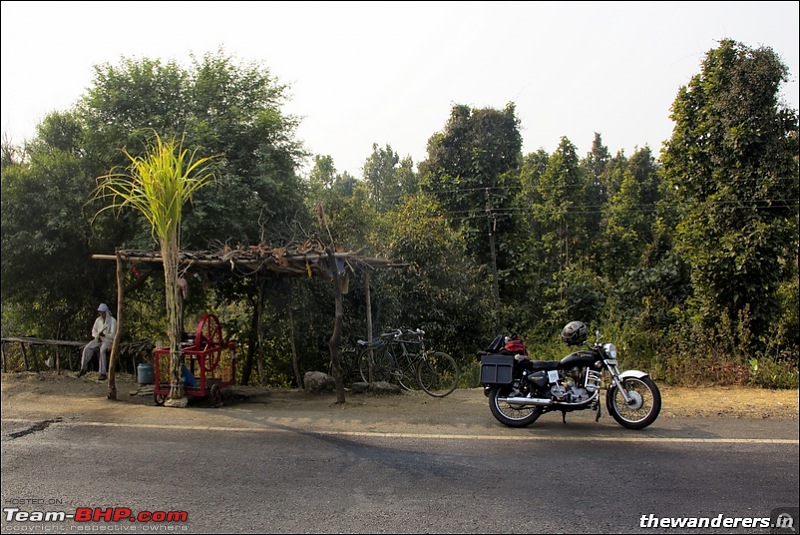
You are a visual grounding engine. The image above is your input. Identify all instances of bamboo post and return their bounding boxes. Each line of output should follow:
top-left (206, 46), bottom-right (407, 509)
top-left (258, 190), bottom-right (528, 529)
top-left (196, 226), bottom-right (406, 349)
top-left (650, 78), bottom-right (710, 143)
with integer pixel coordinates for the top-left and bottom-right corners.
top-left (107, 251), bottom-right (125, 400)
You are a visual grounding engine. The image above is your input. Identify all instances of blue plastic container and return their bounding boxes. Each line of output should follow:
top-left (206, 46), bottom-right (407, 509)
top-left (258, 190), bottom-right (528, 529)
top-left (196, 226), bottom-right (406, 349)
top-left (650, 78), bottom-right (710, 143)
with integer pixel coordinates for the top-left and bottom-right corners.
top-left (137, 362), bottom-right (154, 384)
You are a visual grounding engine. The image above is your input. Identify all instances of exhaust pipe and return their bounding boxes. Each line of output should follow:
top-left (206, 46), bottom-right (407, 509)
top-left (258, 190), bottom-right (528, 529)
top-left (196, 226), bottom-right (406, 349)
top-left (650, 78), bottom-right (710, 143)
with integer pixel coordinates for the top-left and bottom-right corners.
top-left (500, 396), bottom-right (553, 406)
top-left (499, 393), bottom-right (598, 408)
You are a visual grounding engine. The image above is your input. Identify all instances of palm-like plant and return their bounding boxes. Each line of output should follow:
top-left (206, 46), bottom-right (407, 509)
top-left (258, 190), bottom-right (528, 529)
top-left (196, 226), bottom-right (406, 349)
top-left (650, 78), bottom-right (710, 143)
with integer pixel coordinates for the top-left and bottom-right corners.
top-left (94, 131), bottom-right (219, 403)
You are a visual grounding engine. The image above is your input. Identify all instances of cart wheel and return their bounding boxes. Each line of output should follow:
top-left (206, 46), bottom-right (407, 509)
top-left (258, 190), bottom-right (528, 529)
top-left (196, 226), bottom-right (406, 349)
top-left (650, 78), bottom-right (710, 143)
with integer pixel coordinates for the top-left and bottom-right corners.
top-left (197, 314), bottom-right (224, 351)
top-left (154, 392), bottom-right (166, 406)
top-left (196, 314), bottom-right (225, 373)
top-left (210, 384), bottom-right (222, 408)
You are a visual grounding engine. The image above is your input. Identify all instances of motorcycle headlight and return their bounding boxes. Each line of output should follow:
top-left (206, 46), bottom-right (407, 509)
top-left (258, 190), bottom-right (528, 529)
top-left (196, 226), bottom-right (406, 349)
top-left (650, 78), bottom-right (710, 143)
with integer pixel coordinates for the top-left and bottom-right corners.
top-left (603, 343), bottom-right (618, 359)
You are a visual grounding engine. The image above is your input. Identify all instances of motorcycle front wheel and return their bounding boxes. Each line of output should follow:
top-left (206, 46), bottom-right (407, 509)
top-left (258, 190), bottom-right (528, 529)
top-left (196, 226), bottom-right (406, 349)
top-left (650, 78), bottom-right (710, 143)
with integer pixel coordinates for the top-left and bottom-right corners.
top-left (606, 376), bottom-right (661, 430)
top-left (488, 386), bottom-right (543, 428)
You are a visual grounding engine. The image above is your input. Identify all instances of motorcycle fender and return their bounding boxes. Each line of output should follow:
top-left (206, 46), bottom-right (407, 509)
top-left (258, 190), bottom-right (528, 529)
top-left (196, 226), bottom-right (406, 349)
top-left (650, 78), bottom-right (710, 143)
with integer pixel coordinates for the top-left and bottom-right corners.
top-left (617, 370), bottom-right (649, 380)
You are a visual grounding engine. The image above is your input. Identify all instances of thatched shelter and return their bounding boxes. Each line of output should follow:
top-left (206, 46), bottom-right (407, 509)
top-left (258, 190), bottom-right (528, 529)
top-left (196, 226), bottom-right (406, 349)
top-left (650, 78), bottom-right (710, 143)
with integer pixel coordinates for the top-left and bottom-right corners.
top-left (93, 240), bottom-right (405, 402)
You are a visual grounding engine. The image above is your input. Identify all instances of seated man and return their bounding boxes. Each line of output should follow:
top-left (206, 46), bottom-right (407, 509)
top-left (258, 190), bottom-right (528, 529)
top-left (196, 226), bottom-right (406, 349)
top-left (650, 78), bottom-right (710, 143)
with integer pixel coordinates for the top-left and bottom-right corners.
top-left (77, 303), bottom-right (117, 381)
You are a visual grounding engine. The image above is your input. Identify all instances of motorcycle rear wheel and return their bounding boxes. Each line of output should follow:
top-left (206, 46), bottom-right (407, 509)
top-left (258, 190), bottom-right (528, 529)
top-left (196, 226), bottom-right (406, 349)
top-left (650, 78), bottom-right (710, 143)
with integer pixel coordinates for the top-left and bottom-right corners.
top-left (488, 386), bottom-right (543, 428)
top-left (606, 376), bottom-right (661, 430)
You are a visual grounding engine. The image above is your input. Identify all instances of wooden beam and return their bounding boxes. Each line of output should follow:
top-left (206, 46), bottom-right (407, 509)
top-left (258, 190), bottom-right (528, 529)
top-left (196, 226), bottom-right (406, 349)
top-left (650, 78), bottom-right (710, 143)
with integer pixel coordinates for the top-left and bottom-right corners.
top-left (91, 252), bottom-right (403, 269)
top-left (1, 337), bottom-right (85, 347)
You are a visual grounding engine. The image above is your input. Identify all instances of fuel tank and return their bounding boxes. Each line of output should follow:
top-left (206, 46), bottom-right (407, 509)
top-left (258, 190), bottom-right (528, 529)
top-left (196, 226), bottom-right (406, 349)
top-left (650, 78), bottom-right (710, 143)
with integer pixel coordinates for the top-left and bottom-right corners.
top-left (559, 349), bottom-right (600, 369)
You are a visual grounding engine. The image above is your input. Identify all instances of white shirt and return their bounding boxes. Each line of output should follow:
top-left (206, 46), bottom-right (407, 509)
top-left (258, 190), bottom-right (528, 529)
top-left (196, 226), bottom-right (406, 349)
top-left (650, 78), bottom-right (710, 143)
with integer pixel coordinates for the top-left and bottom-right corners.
top-left (91, 313), bottom-right (117, 342)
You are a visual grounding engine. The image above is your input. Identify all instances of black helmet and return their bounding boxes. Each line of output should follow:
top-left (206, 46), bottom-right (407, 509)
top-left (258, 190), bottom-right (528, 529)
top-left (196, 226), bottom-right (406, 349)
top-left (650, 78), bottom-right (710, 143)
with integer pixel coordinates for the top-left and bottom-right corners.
top-left (561, 321), bottom-right (587, 346)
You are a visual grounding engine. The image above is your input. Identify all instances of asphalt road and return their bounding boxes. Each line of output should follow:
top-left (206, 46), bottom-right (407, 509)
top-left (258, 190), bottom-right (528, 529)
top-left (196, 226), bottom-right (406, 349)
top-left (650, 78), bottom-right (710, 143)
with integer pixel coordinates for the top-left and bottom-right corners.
top-left (2, 399), bottom-right (798, 534)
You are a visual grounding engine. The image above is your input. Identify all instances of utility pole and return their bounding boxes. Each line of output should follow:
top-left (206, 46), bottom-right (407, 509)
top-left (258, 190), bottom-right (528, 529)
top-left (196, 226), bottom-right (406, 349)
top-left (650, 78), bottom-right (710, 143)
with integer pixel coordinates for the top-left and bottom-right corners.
top-left (485, 188), bottom-right (501, 328)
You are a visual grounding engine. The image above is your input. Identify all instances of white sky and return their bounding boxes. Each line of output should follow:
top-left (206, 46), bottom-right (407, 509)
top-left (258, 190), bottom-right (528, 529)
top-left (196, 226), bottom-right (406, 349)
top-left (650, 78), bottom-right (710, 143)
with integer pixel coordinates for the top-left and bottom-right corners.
top-left (2, 1), bottom-right (798, 178)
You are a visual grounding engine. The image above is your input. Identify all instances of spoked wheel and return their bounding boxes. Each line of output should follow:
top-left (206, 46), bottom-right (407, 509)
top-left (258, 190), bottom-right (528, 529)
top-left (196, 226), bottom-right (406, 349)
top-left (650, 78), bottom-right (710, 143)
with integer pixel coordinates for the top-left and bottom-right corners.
top-left (417, 351), bottom-right (460, 397)
top-left (396, 353), bottom-right (420, 391)
top-left (606, 376), bottom-right (661, 430)
top-left (209, 383), bottom-right (223, 408)
top-left (196, 314), bottom-right (225, 374)
top-left (358, 348), bottom-right (393, 383)
top-left (488, 386), bottom-right (543, 427)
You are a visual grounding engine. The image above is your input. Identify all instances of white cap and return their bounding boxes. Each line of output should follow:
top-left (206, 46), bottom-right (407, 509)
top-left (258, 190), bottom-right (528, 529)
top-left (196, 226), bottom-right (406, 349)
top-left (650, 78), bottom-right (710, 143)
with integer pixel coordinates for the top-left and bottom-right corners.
top-left (97, 303), bottom-right (110, 313)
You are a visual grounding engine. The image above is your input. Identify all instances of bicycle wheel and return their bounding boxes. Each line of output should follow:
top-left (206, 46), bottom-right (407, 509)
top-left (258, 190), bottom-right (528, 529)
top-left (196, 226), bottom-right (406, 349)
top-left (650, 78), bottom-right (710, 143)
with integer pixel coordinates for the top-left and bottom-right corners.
top-left (417, 351), bottom-right (460, 397)
top-left (396, 352), bottom-right (419, 391)
top-left (358, 347), bottom-right (394, 383)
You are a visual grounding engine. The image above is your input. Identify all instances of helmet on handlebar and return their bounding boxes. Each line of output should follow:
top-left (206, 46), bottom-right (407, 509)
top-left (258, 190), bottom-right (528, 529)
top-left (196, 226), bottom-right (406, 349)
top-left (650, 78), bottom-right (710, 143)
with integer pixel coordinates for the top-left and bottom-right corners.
top-left (561, 321), bottom-right (588, 346)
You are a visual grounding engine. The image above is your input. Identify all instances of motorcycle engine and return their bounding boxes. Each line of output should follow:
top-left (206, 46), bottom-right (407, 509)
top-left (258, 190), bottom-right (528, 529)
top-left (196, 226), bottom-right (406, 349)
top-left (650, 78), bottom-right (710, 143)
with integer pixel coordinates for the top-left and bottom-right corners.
top-left (549, 382), bottom-right (591, 402)
top-left (526, 369), bottom-right (591, 402)
top-left (549, 384), bottom-right (568, 400)
top-left (566, 366), bottom-right (583, 382)
top-left (566, 382), bottom-right (590, 402)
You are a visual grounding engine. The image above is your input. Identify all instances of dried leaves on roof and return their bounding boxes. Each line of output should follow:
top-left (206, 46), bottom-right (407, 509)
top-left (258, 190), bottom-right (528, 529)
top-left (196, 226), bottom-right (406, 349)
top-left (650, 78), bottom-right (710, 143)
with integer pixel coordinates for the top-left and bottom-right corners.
top-left (98, 239), bottom-right (403, 279)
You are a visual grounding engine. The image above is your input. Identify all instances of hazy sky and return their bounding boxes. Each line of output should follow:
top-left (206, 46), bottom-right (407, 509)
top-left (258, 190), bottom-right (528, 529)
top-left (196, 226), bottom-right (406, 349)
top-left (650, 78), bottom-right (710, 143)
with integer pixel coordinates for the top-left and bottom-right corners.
top-left (2, 1), bottom-right (798, 177)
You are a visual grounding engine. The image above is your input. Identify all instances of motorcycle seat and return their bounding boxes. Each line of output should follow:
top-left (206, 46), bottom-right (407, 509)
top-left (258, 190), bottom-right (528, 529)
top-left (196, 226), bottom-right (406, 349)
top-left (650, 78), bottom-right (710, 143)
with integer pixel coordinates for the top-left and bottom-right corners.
top-left (528, 360), bottom-right (561, 371)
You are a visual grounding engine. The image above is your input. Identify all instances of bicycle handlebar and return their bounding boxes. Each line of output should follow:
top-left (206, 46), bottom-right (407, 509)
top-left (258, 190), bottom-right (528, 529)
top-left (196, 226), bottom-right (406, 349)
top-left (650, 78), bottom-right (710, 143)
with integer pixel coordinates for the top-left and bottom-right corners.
top-left (378, 328), bottom-right (425, 340)
top-left (379, 330), bottom-right (401, 340)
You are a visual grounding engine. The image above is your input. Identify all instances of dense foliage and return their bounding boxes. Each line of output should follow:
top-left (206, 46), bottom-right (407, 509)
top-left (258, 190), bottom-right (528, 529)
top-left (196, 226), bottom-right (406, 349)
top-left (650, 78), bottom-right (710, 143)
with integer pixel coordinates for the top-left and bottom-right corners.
top-left (2, 40), bottom-right (797, 388)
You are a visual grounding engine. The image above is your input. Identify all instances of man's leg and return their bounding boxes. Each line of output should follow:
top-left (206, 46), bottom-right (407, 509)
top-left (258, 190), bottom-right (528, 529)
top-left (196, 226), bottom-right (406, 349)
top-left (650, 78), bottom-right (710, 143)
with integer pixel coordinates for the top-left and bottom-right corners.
top-left (79, 341), bottom-right (100, 377)
top-left (97, 340), bottom-right (111, 379)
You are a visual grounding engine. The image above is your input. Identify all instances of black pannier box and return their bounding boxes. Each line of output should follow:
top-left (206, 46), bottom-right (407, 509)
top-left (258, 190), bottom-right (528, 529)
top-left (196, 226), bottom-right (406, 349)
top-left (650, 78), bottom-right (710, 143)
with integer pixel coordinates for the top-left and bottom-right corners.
top-left (480, 354), bottom-right (515, 385)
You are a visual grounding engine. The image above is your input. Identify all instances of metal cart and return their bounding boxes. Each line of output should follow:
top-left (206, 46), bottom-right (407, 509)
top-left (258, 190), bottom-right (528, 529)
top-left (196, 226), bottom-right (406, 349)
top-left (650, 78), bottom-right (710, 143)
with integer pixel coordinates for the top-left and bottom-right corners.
top-left (152, 314), bottom-right (236, 407)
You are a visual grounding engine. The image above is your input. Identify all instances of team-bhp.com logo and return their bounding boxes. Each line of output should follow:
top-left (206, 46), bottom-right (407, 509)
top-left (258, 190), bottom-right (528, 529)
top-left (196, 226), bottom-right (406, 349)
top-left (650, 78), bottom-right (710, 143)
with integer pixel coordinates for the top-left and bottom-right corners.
top-left (4, 506), bottom-right (188, 524)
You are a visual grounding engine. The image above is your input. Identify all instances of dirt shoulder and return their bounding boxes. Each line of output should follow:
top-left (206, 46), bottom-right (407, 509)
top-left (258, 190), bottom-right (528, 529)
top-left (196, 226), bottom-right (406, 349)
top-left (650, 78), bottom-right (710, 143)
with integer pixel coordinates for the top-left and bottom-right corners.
top-left (1, 370), bottom-right (798, 423)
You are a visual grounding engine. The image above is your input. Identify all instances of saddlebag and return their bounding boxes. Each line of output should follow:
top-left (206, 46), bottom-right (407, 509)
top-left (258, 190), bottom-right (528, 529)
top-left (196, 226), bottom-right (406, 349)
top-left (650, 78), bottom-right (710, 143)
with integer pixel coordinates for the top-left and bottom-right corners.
top-left (479, 354), bottom-right (515, 385)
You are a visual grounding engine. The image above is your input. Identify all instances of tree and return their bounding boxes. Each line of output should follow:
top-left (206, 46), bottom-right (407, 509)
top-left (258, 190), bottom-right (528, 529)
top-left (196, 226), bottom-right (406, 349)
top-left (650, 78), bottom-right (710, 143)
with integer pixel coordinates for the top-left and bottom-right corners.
top-left (499, 148), bottom-right (551, 331)
top-left (600, 146), bottom-right (661, 281)
top-left (359, 143), bottom-right (418, 212)
top-left (661, 39), bottom-right (799, 346)
top-left (307, 155), bottom-right (339, 199)
top-left (420, 103), bottom-right (523, 258)
top-left (81, 49), bottom-right (308, 249)
top-left (584, 132), bottom-right (611, 191)
top-left (378, 193), bottom-right (493, 357)
top-left (419, 103), bottom-right (523, 326)
top-left (4, 50), bottom-right (309, 362)
top-left (363, 143), bottom-right (402, 212)
top-left (531, 137), bottom-right (587, 273)
top-left (519, 138), bottom-right (596, 332)
top-left (94, 132), bottom-right (219, 404)
top-left (1, 112), bottom-right (121, 341)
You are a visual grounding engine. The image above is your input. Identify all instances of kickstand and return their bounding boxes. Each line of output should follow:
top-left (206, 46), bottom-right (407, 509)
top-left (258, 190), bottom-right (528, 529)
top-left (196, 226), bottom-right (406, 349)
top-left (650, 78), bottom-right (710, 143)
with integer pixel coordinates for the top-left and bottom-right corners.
top-left (561, 411), bottom-right (567, 424)
top-left (595, 402), bottom-right (602, 422)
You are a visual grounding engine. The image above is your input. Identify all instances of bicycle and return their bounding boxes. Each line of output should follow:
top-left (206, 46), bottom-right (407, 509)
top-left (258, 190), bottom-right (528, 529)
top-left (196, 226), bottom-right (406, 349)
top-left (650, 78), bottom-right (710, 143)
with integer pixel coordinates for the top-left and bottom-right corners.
top-left (354, 328), bottom-right (460, 398)
top-left (330, 331), bottom-right (399, 386)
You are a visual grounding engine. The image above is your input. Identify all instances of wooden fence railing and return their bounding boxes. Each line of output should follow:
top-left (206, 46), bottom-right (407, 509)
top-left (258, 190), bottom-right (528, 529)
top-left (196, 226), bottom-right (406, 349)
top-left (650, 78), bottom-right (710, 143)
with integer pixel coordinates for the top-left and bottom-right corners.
top-left (1, 337), bottom-right (152, 374)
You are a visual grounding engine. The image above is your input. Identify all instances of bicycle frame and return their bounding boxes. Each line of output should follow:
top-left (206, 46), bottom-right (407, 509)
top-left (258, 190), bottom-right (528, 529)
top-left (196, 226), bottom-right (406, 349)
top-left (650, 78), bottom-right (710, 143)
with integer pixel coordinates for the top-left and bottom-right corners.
top-left (385, 332), bottom-right (424, 389)
top-left (345, 327), bottom-right (460, 397)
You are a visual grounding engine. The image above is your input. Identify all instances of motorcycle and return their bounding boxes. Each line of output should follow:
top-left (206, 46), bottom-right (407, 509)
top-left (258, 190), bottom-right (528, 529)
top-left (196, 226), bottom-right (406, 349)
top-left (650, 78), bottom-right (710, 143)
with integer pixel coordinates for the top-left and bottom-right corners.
top-left (477, 321), bottom-right (661, 430)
